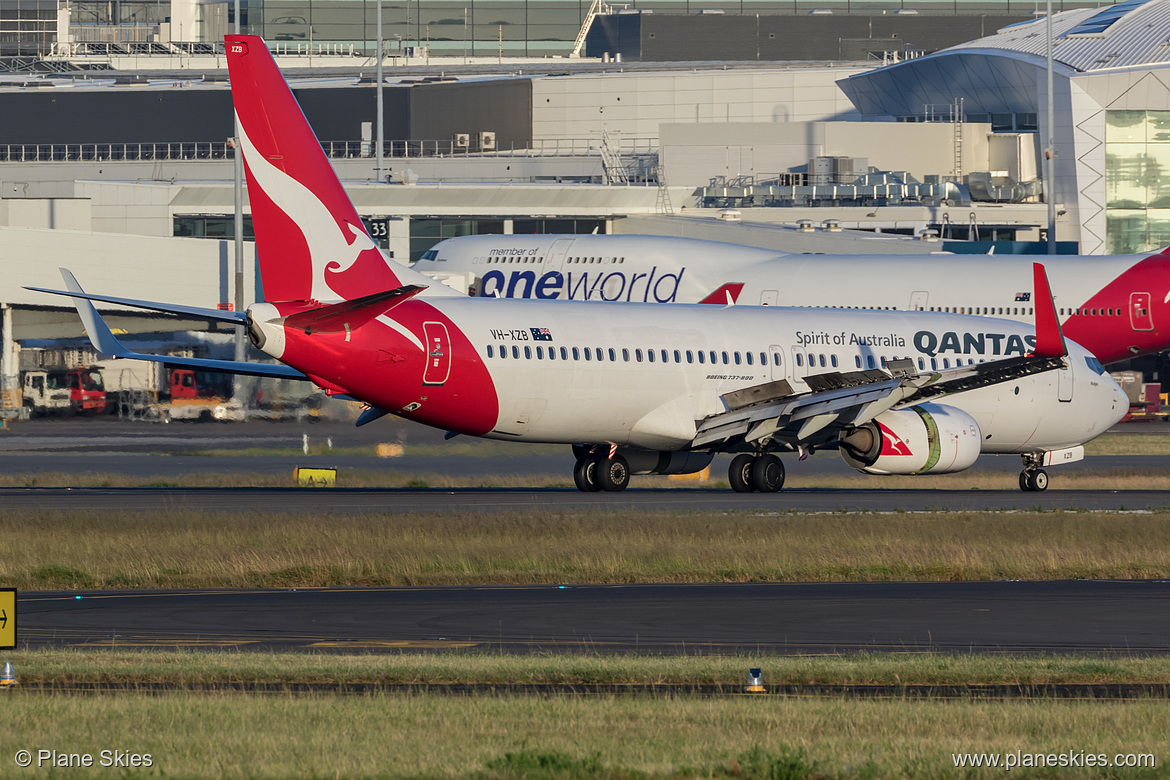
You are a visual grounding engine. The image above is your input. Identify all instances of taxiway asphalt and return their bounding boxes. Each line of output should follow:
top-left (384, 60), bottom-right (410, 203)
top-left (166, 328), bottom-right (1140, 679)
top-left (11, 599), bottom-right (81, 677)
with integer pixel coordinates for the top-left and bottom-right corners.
top-left (18, 580), bottom-right (1170, 655)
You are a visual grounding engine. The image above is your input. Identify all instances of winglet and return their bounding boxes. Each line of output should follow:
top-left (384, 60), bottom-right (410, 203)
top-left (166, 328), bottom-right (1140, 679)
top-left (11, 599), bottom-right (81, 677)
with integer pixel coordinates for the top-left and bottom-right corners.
top-left (60, 268), bottom-right (131, 358)
top-left (1032, 262), bottom-right (1067, 358)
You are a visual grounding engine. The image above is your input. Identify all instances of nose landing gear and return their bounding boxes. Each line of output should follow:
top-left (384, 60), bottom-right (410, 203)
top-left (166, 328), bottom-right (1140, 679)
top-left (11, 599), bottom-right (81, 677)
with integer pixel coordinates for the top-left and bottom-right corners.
top-left (729, 453), bottom-right (785, 493)
top-left (1019, 454), bottom-right (1049, 492)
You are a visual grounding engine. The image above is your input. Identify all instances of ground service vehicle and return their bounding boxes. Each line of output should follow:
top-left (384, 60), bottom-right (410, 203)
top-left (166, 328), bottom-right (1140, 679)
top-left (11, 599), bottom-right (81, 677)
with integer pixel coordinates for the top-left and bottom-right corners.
top-left (21, 368), bottom-right (107, 416)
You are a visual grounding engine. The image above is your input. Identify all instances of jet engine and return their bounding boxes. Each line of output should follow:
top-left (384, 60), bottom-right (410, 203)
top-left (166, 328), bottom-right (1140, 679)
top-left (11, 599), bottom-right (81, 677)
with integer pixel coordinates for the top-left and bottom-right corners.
top-left (837, 403), bottom-right (981, 475)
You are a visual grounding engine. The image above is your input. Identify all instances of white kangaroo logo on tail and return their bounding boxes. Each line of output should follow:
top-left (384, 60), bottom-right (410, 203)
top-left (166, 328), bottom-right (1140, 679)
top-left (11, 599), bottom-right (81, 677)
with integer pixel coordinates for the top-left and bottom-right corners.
top-left (237, 113), bottom-right (385, 302)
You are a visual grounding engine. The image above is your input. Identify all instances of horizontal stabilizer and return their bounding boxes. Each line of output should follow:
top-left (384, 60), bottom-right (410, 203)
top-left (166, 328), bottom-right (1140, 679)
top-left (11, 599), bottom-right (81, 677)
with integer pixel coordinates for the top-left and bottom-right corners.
top-left (45, 269), bottom-right (304, 381)
top-left (283, 285), bottom-right (427, 334)
top-left (26, 270), bottom-right (247, 324)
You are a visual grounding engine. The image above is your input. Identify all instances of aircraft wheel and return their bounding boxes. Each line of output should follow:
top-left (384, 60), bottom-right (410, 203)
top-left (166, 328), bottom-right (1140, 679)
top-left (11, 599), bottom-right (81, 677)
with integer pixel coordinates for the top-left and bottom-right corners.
top-left (573, 458), bottom-right (601, 492)
top-left (751, 454), bottom-right (785, 493)
top-left (729, 454), bottom-right (756, 493)
top-left (1019, 471), bottom-right (1030, 492)
top-left (596, 455), bottom-right (630, 492)
top-left (1027, 469), bottom-right (1049, 492)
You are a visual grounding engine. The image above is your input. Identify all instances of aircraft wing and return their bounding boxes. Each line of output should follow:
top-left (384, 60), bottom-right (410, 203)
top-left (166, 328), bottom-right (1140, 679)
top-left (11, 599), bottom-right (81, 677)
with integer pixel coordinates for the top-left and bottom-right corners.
top-left (694, 262), bottom-right (1068, 449)
top-left (36, 269), bottom-right (306, 381)
top-left (692, 354), bottom-right (1065, 449)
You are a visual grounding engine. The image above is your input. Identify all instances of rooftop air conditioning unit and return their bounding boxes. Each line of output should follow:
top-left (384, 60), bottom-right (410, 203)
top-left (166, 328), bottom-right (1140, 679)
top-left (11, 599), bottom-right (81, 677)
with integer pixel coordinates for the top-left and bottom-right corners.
top-left (454, 133), bottom-right (470, 148)
top-left (479, 131), bottom-right (496, 151)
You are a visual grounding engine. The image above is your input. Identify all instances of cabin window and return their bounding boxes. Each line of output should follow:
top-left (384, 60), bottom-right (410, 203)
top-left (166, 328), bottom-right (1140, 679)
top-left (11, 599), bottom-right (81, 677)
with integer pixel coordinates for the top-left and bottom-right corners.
top-left (486, 345), bottom-right (494, 358)
top-left (855, 355), bottom-right (862, 368)
top-left (942, 358), bottom-right (950, 368)
top-left (584, 349), bottom-right (592, 361)
top-left (524, 346), bottom-right (532, 359)
top-left (698, 351), bottom-right (706, 364)
top-left (796, 354), bottom-right (804, 367)
top-left (536, 347), bottom-right (543, 359)
top-left (661, 349), bottom-right (668, 363)
top-left (722, 351), bottom-right (730, 365)
top-left (648, 350), bottom-right (655, 363)
top-left (819, 355), bottom-right (826, 368)
top-left (746, 352), bottom-right (754, 366)
top-left (512, 346), bottom-right (520, 359)
top-left (560, 347), bottom-right (568, 360)
top-left (709, 351), bottom-right (717, 364)
top-left (918, 357), bottom-right (925, 370)
top-left (734, 352), bottom-right (742, 365)
top-left (608, 348), bottom-right (617, 362)
top-left (675, 350), bottom-right (682, 363)
top-left (572, 347), bottom-right (580, 360)
top-left (622, 348), bottom-right (630, 362)
top-left (635, 349), bottom-right (643, 362)
top-left (686, 350), bottom-right (694, 364)
top-left (773, 353), bottom-right (781, 367)
top-left (831, 355), bottom-right (838, 368)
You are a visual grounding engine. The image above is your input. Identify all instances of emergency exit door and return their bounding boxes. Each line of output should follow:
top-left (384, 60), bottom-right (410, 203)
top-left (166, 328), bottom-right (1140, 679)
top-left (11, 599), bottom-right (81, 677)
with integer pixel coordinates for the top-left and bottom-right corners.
top-left (1131, 292), bottom-right (1154, 331)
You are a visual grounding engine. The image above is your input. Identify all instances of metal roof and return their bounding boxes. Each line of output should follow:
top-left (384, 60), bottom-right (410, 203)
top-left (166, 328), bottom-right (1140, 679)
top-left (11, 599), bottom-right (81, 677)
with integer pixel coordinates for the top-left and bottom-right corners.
top-left (947, 0), bottom-right (1170, 73)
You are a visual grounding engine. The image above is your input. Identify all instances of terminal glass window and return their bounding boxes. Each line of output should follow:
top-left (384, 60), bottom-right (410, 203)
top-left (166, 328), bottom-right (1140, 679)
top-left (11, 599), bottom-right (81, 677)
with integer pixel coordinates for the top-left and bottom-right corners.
top-left (1105, 110), bottom-right (1170, 254)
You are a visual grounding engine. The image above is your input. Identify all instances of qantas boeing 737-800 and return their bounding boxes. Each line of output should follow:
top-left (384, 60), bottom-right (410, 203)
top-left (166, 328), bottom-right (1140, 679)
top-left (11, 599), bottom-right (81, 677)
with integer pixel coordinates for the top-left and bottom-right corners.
top-left (414, 234), bottom-right (1170, 366)
top-left (29, 35), bottom-right (1128, 493)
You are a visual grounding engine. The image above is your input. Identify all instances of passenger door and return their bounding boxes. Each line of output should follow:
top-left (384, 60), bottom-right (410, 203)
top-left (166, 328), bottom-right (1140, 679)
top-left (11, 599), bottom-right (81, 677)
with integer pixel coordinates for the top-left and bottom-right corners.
top-left (422, 321), bottom-right (451, 386)
top-left (1131, 292), bottom-right (1154, 331)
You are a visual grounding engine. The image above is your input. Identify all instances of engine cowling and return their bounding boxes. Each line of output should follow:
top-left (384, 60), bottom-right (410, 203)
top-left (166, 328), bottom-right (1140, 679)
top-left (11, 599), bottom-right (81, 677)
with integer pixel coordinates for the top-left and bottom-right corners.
top-left (837, 403), bottom-right (981, 476)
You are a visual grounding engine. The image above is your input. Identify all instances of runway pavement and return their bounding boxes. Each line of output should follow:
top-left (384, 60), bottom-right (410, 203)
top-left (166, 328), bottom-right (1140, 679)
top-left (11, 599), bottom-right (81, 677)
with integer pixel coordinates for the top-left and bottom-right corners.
top-left (18, 580), bottom-right (1170, 655)
top-left (2, 485), bottom-right (1170, 513)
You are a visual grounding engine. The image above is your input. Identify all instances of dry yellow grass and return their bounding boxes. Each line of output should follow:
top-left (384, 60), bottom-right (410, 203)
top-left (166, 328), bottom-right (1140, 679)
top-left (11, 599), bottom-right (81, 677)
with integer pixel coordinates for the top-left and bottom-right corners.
top-left (0, 693), bottom-right (1164, 778)
top-left (3, 509), bottom-right (1170, 588)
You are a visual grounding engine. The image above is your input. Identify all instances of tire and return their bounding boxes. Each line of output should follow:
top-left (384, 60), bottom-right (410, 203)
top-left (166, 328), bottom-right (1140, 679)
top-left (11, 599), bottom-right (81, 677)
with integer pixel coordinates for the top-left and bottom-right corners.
top-left (1027, 469), bottom-right (1049, 492)
top-left (1019, 471), bottom-right (1030, 492)
top-left (729, 454), bottom-right (756, 493)
top-left (751, 454), bottom-right (785, 493)
top-left (596, 456), bottom-right (631, 492)
top-left (573, 458), bottom-right (601, 492)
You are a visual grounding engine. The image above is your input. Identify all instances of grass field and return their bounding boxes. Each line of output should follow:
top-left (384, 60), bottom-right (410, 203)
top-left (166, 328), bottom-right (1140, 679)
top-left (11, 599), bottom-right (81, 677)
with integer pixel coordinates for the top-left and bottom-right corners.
top-left (3, 509), bottom-right (1170, 589)
top-left (0, 691), bottom-right (1164, 778)
top-left (7, 649), bottom-right (1170, 687)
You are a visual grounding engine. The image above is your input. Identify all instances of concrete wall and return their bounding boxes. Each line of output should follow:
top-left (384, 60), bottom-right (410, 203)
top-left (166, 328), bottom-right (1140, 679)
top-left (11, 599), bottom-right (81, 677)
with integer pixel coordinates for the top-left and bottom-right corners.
top-left (1, 225), bottom-right (256, 311)
top-left (531, 67), bottom-right (868, 143)
top-left (0, 198), bottom-right (91, 230)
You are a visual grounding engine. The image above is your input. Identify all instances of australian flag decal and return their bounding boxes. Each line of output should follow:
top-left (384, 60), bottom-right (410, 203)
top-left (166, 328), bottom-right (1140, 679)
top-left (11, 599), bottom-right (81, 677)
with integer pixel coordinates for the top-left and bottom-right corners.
top-left (530, 327), bottom-right (553, 341)
top-left (1015, 292), bottom-right (1031, 302)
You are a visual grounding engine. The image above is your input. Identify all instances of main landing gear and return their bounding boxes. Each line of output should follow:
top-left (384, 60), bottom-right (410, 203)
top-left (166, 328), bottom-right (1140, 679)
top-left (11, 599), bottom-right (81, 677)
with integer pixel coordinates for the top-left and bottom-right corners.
top-left (1019, 454), bottom-right (1048, 492)
top-left (573, 448), bottom-right (630, 492)
top-left (728, 453), bottom-right (785, 493)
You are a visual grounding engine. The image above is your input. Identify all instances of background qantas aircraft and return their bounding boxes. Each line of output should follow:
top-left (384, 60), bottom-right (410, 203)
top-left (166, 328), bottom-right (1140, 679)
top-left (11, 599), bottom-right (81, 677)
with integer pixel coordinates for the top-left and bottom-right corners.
top-left (414, 234), bottom-right (1170, 366)
top-left (29, 35), bottom-right (1128, 494)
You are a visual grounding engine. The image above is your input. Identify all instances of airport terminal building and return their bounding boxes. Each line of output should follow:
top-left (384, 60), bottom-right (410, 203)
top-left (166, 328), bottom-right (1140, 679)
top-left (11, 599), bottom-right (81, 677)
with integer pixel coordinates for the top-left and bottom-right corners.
top-left (3, 0), bottom-right (1170, 412)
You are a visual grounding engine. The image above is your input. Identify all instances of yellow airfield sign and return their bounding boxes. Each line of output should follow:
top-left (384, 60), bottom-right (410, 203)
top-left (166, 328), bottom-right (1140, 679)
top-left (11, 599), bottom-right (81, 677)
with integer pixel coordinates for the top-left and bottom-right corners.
top-left (0, 588), bottom-right (15, 649)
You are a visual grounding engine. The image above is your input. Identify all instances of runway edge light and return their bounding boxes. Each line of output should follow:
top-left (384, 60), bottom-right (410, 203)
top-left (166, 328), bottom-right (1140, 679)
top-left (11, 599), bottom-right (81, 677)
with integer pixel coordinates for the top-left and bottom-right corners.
top-left (0, 662), bottom-right (16, 687)
top-left (745, 667), bottom-right (764, 693)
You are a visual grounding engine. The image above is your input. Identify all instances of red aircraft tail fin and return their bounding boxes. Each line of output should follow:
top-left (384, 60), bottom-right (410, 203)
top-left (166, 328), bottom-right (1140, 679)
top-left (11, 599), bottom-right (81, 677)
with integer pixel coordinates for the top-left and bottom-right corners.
top-left (224, 36), bottom-right (444, 303)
